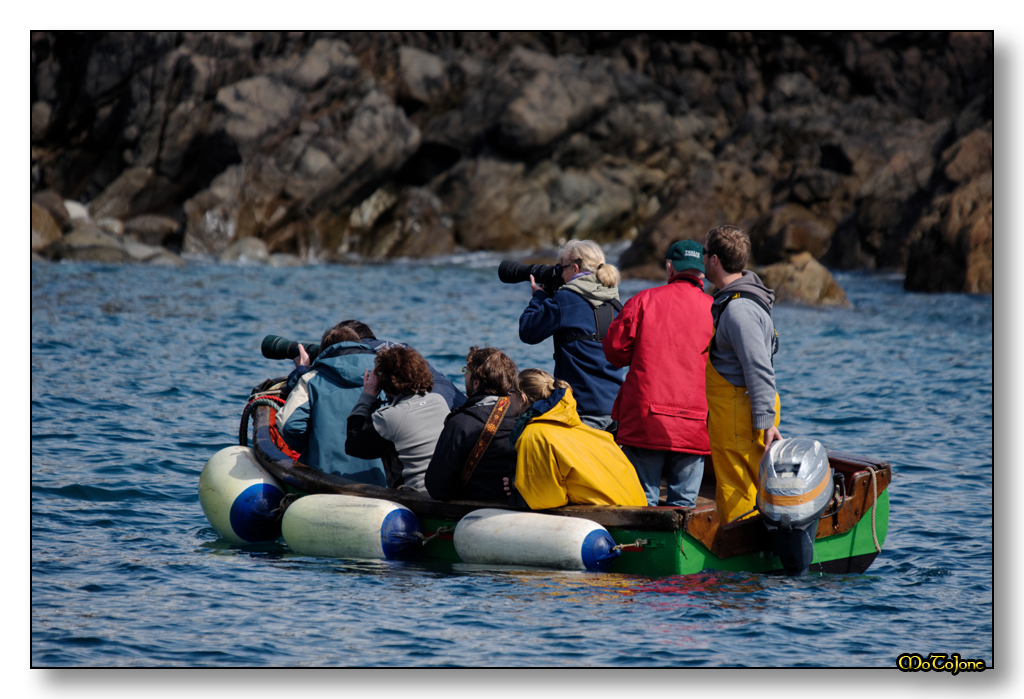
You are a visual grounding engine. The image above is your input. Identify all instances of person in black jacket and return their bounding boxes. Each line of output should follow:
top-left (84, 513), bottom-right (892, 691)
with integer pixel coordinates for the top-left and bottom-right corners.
top-left (425, 346), bottom-right (524, 502)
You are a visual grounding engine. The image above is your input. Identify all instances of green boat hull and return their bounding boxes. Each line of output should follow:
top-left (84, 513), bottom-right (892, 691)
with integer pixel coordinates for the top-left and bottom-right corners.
top-left (412, 489), bottom-right (888, 576)
top-left (246, 400), bottom-right (891, 577)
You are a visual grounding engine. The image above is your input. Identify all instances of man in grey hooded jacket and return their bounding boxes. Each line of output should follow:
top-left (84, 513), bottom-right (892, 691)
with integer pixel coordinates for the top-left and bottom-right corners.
top-left (703, 225), bottom-right (783, 523)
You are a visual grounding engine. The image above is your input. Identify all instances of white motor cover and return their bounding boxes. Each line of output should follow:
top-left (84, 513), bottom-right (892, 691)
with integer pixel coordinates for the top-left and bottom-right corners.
top-left (757, 437), bottom-right (833, 527)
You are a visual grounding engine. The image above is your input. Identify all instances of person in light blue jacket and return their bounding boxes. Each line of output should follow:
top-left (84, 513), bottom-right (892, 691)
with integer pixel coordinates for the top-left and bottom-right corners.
top-left (276, 324), bottom-right (386, 486)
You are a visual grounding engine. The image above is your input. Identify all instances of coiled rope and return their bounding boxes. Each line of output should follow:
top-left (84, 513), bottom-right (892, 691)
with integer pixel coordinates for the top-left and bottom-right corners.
top-left (238, 396), bottom-right (287, 447)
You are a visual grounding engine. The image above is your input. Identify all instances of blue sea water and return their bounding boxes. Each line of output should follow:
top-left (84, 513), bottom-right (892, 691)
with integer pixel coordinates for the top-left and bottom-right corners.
top-left (29, 250), bottom-right (993, 668)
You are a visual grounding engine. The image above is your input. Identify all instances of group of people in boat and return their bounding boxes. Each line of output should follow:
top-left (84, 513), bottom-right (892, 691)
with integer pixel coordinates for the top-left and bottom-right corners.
top-left (273, 225), bottom-right (781, 524)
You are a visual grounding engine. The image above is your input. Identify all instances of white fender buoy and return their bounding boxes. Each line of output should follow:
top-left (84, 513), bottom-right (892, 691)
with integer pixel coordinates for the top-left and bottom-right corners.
top-left (281, 494), bottom-right (421, 561)
top-left (453, 509), bottom-right (620, 572)
top-left (199, 446), bottom-right (286, 544)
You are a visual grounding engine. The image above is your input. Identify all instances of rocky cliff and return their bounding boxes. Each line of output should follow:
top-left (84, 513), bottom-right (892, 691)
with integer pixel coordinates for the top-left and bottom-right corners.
top-left (31, 31), bottom-right (992, 294)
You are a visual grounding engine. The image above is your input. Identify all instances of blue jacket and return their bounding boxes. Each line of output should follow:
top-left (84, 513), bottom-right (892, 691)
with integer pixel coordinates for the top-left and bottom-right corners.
top-left (277, 341), bottom-right (386, 486)
top-left (519, 284), bottom-right (625, 417)
top-left (287, 338), bottom-right (467, 412)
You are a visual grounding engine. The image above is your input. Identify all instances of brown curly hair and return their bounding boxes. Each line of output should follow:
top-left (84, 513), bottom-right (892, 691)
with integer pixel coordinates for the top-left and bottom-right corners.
top-left (465, 346), bottom-right (519, 396)
top-left (374, 346), bottom-right (434, 397)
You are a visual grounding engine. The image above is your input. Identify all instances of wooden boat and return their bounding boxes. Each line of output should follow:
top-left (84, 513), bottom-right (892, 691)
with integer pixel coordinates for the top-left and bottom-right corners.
top-left (239, 383), bottom-right (891, 577)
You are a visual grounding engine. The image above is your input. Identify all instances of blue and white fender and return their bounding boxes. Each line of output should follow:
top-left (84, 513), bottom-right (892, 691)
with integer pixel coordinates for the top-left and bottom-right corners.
top-left (199, 446), bottom-right (285, 544)
top-left (281, 494), bottom-right (421, 561)
top-left (453, 509), bottom-right (620, 572)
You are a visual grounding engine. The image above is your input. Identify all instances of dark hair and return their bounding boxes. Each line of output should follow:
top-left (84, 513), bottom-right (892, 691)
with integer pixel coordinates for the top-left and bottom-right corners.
top-left (337, 319), bottom-right (376, 340)
top-left (465, 346), bottom-right (519, 396)
top-left (320, 324), bottom-right (361, 351)
top-left (374, 347), bottom-right (433, 397)
top-left (705, 225), bottom-right (750, 274)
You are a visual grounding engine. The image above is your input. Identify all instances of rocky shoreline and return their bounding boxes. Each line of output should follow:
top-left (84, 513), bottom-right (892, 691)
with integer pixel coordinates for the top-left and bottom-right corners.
top-left (31, 31), bottom-right (992, 301)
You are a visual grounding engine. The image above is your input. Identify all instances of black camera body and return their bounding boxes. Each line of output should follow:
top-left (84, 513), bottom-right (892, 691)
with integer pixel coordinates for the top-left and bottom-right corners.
top-left (261, 335), bottom-right (321, 361)
top-left (497, 260), bottom-right (564, 295)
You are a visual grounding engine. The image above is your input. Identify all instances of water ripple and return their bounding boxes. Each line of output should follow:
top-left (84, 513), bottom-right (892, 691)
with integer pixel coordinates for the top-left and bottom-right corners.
top-left (30, 263), bottom-right (992, 667)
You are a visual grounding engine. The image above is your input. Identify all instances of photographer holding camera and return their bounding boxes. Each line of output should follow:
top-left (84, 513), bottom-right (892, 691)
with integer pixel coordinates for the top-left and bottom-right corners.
top-left (275, 324), bottom-right (387, 487)
top-left (514, 240), bottom-right (625, 432)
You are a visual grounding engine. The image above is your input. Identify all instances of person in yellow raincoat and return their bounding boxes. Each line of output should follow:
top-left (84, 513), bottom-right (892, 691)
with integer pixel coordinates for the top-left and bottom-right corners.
top-left (510, 369), bottom-right (647, 510)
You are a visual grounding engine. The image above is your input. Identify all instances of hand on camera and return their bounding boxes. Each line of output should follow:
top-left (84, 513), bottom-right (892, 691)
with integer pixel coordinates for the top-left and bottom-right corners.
top-left (294, 344), bottom-right (310, 368)
top-left (362, 368), bottom-right (381, 396)
top-left (529, 274), bottom-right (544, 294)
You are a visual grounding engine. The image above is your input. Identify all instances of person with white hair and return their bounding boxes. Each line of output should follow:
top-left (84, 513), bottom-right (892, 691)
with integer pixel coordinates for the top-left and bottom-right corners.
top-left (518, 239), bottom-right (625, 432)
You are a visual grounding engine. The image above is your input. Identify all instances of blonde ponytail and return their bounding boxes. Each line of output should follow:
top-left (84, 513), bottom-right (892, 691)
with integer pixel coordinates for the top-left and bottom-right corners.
top-left (558, 239), bottom-right (619, 288)
top-left (518, 368), bottom-right (569, 405)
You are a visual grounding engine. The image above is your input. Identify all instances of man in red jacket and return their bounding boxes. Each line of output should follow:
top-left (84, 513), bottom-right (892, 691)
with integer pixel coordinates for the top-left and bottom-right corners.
top-left (602, 240), bottom-right (714, 507)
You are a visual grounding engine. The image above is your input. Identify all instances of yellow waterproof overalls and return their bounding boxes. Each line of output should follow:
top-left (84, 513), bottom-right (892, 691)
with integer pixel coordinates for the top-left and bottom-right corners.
top-left (705, 341), bottom-right (781, 524)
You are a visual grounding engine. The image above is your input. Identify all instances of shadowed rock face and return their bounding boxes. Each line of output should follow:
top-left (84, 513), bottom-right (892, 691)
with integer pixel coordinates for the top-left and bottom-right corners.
top-left (31, 31), bottom-right (992, 294)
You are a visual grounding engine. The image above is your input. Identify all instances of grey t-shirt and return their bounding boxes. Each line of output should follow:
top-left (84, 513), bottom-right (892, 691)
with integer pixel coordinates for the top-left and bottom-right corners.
top-left (367, 392), bottom-right (450, 491)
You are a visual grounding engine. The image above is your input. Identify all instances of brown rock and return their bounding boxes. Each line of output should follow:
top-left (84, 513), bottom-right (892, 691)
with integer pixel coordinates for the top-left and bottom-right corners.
top-left (620, 161), bottom-right (770, 270)
top-left (122, 239), bottom-right (184, 265)
top-left (398, 46), bottom-right (449, 107)
top-left (96, 218), bottom-right (125, 236)
top-left (942, 127), bottom-right (992, 184)
top-left (44, 224), bottom-right (132, 263)
top-left (904, 171), bottom-right (992, 293)
top-left (759, 252), bottom-right (849, 306)
top-left (124, 214), bottom-right (181, 246)
top-left (31, 101), bottom-right (53, 141)
top-left (88, 167), bottom-right (154, 221)
top-left (216, 76), bottom-right (302, 145)
top-left (496, 48), bottom-right (617, 152)
top-left (364, 187), bottom-right (456, 259)
top-left (182, 166), bottom-right (243, 255)
top-left (31, 190), bottom-right (70, 230)
top-left (288, 39), bottom-right (357, 91)
top-left (217, 236), bottom-right (270, 264)
top-left (31, 203), bottom-right (62, 253)
top-left (750, 204), bottom-right (834, 263)
top-left (442, 157), bottom-right (531, 251)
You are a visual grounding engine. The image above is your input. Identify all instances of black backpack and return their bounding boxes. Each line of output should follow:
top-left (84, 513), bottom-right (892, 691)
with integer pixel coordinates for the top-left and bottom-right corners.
top-left (553, 295), bottom-right (623, 349)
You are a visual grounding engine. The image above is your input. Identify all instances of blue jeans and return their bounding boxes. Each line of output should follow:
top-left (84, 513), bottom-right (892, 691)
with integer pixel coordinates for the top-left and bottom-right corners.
top-left (620, 445), bottom-right (704, 508)
top-left (579, 414), bottom-right (615, 432)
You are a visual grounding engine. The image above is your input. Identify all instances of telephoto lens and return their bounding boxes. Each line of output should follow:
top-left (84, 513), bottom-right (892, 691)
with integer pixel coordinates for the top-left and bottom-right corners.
top-left (497, 260), bottom-right (562, 290)
top-left (261, 335), bottom-right (321, 361)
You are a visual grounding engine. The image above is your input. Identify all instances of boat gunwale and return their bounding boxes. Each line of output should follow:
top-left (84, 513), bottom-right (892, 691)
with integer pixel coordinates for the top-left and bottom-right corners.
top-left (248, 404), bottom-right (891, 547)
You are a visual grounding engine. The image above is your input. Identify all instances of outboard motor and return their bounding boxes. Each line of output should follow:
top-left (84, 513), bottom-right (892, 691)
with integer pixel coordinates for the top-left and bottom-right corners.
top-left (756, 438), bottom-right (833, 575)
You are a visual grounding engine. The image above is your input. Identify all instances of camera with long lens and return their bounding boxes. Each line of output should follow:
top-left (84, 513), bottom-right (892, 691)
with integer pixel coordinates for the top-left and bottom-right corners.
top-left (497, 260), bottom-right (564, 295)
top-left (261, 335), bottom-right (321, 361)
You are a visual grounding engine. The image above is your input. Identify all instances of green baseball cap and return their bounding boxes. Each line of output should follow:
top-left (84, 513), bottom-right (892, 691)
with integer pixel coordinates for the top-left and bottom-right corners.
top-left (666, 240), bottom-right (705, 273)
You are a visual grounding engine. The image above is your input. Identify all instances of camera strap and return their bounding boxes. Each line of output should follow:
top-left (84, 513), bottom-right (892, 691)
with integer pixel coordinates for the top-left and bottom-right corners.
top-left (460, 397), bottom-right (511, 486)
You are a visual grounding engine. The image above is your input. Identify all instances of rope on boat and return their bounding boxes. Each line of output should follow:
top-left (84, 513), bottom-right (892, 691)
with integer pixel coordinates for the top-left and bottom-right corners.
top-left (270, 493), bottom-right (301, 521)
top-left (238, 396), bottom-right (287, 447)
top-left (866, 465), bottom-right (881, 553)
top-left (612, 539), bottom-right (648, 552)
top-left (413, 525), bottom-right (454, 545)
